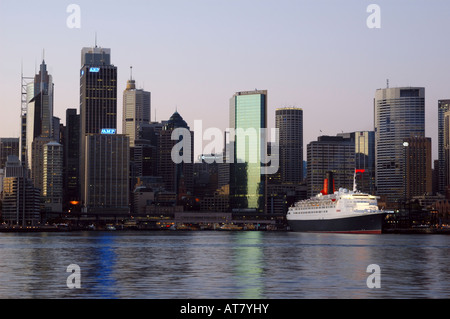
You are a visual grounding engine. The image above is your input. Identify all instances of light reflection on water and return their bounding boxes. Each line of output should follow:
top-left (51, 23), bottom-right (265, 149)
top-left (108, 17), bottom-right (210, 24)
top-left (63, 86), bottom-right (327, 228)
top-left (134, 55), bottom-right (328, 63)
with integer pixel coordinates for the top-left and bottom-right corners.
top-left (0, 231), bottom-right (449, 299)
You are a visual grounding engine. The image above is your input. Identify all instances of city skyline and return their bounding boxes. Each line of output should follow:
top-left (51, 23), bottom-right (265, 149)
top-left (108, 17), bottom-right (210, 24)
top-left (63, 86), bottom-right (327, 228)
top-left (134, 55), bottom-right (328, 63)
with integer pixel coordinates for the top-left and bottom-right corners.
top-left (1, 1), bottom-right (449, 162)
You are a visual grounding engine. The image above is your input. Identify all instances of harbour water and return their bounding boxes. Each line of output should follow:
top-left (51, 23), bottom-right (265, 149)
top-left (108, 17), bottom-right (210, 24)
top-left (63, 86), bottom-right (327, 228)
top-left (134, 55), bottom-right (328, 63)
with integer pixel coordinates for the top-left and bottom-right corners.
top-left (0, 231), bottom-right (449, 299)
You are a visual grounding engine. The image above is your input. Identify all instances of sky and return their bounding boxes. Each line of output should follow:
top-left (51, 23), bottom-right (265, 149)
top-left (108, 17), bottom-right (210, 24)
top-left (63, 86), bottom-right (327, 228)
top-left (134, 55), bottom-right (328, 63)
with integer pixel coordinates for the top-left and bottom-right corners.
top-left (1, 0), bottom-right (449, 161)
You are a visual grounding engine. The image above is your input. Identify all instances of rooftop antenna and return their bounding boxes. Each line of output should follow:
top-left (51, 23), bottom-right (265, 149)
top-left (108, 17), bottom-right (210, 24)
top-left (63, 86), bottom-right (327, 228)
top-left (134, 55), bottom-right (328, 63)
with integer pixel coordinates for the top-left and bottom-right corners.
top-left (130, 66), bottom-right (133, 81)
top-left (387, 79), bottom-right (389, 88)
top-left (95, 32), bottom-right (98, 48)
top-left (42, 48), bottom-right (45, 62)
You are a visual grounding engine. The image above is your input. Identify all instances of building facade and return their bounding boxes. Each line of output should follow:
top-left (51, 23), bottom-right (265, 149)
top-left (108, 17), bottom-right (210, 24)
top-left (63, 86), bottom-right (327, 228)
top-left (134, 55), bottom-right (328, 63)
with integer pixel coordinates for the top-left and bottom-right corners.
top-left (1, 156), bottom-right (40, 226)
top-left (83, 133), bottom-right (129, 214)
top-left (0, 138), bottom-right (19, 169)
top-left (275, 107), bottom-right (303, 184)
top-left (42, 141), bottom-right (63, 212)
top-left (374, 87), bottom-right (425, 204)
top-left (307, 135), bottom-right (355, 198)
top-left (158, 111), bottom-right (194, 200)
top-left (438, 100), bottom-right (450, 194)
top-left (123, 74), bottom-right (151, 147)
top-left (404, 136), bottom-right (432, 199)
top-left (229, 90), bottom-right (267, 213)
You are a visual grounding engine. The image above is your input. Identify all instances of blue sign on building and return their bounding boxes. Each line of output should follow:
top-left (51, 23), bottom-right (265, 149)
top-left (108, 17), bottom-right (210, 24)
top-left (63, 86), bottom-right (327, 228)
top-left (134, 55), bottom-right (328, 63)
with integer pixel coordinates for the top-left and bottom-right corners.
top-left (89, 67), bottom-right (100, 73)
top-left (101, 128), bottom-right (116, 134)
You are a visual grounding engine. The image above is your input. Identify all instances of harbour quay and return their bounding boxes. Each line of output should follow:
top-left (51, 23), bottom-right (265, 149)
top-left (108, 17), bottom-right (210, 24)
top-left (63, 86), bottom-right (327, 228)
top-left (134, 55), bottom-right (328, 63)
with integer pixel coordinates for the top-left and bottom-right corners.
top-left (9, 211), bottom-right (288, 231)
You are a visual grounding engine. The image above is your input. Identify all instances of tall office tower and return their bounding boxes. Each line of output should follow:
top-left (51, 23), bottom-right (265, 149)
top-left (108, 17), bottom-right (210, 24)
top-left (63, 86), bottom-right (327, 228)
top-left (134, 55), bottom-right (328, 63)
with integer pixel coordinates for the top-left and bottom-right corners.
top-left (0, 138), bottom-right (19, 169)
top-left (275, 107), bottom-right (303, 184)
top-left (404, 136), bottom-right (432, 199)
top-left (80, 46), bottom-right (117, 135)
top-left (79, 46), bottom-right (126, 214)
top-left (1, 155), bottom-right (40, 226)
top-left (158, 111), bottom-right (194, 199)
top-left (64, 109), bottom-right (80, 210)
top-left (374, 87), bottom-right (425, 204)
top-left (444, 110), bottom-right (450, 193)
top-left (438, 100), bottom-right (450, 194)
top-left (123, 70), bottom-right (151, 147)
top-left (79, 46), bottom-right (117, 192)
top-left (26, 60), bottom-right (55, 170)
top-left (83, 133), bottom-right (129, 214)
top-left (229, 90), bottom-right (267, 213)
top-left (42, 141), bottom-right (63, 212)
top-left (307, 136), bottom-right (355, 198)
top-left (30, 137), bottom-right (54, 193)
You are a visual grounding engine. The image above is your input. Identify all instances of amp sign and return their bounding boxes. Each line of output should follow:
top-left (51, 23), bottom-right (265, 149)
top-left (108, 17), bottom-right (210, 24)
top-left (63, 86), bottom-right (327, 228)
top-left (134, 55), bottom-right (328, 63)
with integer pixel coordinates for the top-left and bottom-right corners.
top-left (101, 128), bottom-right (116, 134)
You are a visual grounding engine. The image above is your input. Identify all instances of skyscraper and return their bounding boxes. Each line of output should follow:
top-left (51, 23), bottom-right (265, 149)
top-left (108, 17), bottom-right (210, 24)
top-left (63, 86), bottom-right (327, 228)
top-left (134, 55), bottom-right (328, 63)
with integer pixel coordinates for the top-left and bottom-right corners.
top-left (83, 132), bottom-right (129, 214)
top-left (26, 60), bottom-right (54, 170)
top-left (79, 46), bottom-right (117, 138)
top-left (158, 111), bottom-right (193, 199)
top-left (438, 99), bottom-right (450, 194)
top-left (79, 45), bottom-right (129, 214)
top-left (404, 136), bottom-right (432, 199)
top-left (307, 135), bottom-right (355, 198)
top-left (64, 109), bottom-right (80, 210)
top-left (374, 87), bottom-right (425, 204)
top-left (229, 90), bottom-right (267, 213)
top-left (42, 141), bottom-right (63, 212)
top-left (275, 107), bottom-right (303, 184)
top-left (123, 70), bottom-right (151, 147)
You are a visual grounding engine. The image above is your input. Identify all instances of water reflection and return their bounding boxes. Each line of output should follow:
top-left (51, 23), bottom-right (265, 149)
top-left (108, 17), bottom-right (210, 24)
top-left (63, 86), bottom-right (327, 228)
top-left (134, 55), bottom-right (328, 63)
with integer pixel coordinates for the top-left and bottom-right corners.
top-left (0, 232), bottom-right (449, 298)
top-left (87, 234), bottom-right (118, 298)
top-left (232, 232), bottom-right (264, 298)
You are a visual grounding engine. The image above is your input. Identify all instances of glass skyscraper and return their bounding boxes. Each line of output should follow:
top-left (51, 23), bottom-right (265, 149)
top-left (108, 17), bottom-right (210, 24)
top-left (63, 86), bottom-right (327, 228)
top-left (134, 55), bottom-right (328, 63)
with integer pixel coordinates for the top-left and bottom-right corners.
top-left (374, 87), bottom-right (425, 204)
top-left (229, 90), bottom-right (267, 213)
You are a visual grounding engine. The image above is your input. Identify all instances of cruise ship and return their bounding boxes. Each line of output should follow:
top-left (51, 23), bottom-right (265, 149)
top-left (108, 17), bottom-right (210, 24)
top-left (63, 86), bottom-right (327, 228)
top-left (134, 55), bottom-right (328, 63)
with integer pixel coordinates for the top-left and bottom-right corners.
top-left (286, 171), bottom-right (387, 234)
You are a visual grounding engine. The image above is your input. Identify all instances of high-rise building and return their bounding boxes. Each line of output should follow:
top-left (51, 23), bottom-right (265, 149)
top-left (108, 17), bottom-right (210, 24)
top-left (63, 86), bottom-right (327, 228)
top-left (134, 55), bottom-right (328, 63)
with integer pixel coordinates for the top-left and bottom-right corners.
top-left (64, 109), bottom-right (80, 210)
top-left (30, 136), bottom-right (54, 194)
top-left (42, 141), bottom-right (63, 212)
top-left (79, 46), bottom-right (129, 214)
top-left (374, 87), bottom-right (425, 204)
top-left (444, 110), bottom-right (450, 194)
top-left (404, 136), bottom-right (432, 199)
top-left (307, 135), bottom-right (355, 198)
top-left (83, 133), bottom-right (129, 214)
top-left (229, 90), bottom-right (267, 213)
top-left (79, 46), bottom-right (117, 182)
top-left (438, 99), bottom-right (450, 194)
top-left (0, 138), bottom-right (19, 169)
top-left (123, 71), bottom-right (151, 147)
top-left (26, 60), bottom-right (55, 170)
top-left (1, 155), bottom-right (40, 226)
top-left (275, 107), bottom-right (303, 184)
top-left (158, 111), bottom-right (194, 200)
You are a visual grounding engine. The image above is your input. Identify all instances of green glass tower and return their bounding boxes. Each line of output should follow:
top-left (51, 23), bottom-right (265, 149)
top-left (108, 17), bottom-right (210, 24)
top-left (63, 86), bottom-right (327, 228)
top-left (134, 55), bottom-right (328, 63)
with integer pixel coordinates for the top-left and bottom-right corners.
top-left (229, 90), bottom-right (267, 213)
